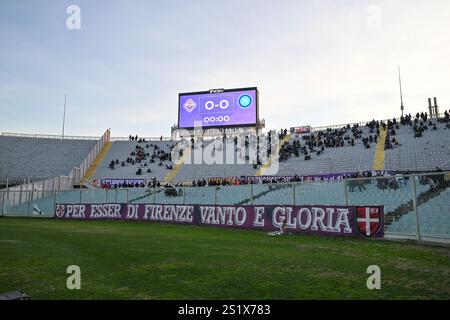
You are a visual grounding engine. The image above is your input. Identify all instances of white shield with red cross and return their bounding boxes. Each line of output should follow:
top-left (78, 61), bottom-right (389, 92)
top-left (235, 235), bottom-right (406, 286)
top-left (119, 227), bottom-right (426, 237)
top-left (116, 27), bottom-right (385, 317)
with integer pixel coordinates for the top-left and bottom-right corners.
top-left (356, 206), bottom-right (383, 237)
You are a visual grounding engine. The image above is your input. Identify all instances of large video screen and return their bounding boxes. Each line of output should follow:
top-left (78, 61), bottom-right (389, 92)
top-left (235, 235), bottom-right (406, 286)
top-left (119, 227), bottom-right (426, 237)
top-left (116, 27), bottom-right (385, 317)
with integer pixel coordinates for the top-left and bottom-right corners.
top-left (178, 87), bottom-right (258, 129)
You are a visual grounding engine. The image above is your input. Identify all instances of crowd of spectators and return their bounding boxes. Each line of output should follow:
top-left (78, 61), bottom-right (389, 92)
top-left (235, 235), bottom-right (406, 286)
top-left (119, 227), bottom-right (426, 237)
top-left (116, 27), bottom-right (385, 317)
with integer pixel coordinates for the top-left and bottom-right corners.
top-left (100, 166), bottom-right (445, 192)
top-left (277, 122), bottom-right (379, 163)
top-left (100, 181), bottom-right (147, 189)
top-left (108, 137), bottom-right (174, 176)
top-left (103, 110), bottom-right (450, 187)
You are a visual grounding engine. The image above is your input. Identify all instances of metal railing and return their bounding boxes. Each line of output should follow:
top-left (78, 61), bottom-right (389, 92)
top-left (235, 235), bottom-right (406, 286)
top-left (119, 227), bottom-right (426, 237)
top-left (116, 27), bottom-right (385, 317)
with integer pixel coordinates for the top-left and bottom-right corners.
top-left (2, 112), bottom-right (447, 143)
top-left (111, 136), bottom-right (172, 142)
top-left (78, 129), bottom-right (111, 181)
top-left (1, 132), bottom-right (172, 142)
top-left (309, 112), bottom-right (447, 133)
top-left (1, 172), bottom-right (448, 242)
top-left (1, 130), bottom-right (111, 206)
top-left (1, 132), bottom-right (101, 140)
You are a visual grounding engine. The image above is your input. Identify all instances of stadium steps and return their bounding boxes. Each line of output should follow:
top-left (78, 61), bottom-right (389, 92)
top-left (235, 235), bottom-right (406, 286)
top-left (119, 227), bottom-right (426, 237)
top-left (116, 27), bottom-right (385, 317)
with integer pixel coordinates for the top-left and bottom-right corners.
top-left (372, 127), bottom-right (387, 170)
top-left (164, 146), bottom-right (192, 184)
top-left (256, 134), bottom-right (291, 176)
top-left (385, 181), bottom-right (450, 225)
top-left (81, 141), bottom-right (113, 184)
top-left (128, 189), bottom-right (161, 204)
top-left (236, 183), bottom-right (293, 205)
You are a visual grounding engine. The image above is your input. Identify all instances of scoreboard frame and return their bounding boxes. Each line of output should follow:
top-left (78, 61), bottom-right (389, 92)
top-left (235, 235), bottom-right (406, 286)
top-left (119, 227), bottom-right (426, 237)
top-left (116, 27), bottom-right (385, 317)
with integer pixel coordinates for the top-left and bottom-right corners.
top-left (177, 87), bottom-right (259, 130)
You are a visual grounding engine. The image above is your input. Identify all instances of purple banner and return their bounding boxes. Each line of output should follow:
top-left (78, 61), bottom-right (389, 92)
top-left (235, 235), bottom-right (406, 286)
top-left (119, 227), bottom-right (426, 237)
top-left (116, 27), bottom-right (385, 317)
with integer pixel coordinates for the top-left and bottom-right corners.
top-left (55, 204), bottom-right (384, 238)
top-left (93, 179), bottom-right (148, 188)
top-left (178, 88), bottom-right (257, 129)
top-left (241, 170), bottom-right (396, 184)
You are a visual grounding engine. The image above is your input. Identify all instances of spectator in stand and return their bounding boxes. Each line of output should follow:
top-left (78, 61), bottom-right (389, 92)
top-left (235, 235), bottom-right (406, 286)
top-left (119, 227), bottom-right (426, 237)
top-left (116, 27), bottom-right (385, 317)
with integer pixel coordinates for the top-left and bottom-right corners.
top-left (356, 172), bottom-right (366, 191)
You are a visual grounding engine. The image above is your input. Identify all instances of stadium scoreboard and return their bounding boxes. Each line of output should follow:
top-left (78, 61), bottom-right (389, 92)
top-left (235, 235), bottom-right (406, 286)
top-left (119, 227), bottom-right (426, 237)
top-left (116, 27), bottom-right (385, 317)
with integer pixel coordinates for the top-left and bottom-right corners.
top-left (178, 87), bottom-right (258, 129)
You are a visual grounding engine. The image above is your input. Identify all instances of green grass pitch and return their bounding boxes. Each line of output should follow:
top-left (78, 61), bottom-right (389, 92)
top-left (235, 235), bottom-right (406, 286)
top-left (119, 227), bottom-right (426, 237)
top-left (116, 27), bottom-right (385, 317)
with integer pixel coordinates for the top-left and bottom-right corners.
top-left (0, 217), bottom-right (449, 299)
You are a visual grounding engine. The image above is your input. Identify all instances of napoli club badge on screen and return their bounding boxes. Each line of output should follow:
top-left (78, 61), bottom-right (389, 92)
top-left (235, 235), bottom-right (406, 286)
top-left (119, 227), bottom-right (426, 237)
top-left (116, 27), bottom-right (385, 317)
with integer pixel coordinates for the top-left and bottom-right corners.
top-left (178, 88), bottom-right (257, 128)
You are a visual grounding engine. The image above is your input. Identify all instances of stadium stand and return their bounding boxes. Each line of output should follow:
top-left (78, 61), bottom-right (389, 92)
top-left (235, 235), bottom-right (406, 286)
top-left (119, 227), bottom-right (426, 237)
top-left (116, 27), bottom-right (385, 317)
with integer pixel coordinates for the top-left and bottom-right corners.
top-left (2, 114), bottom-right (449, 185)
top-left (385, 121), bottom-right (450, 171)
top-left (1, 112), bottom-right (449, 240)
top-left (87, 113), bottom-right (450, 184)
top-left (93, 140), bottom-right (174, 182)
top-left (275, 125), bottom-right (377, 176)
top-left (0, 134), bottom-right (96, 180)
top-left (387, 181), bottom-right (450, 237)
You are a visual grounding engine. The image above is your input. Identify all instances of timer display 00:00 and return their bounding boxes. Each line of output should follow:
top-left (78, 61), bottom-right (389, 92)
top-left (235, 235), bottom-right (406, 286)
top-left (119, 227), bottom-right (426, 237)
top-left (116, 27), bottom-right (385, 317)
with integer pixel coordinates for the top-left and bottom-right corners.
top-left (203, 115), bottom-right (230, 123)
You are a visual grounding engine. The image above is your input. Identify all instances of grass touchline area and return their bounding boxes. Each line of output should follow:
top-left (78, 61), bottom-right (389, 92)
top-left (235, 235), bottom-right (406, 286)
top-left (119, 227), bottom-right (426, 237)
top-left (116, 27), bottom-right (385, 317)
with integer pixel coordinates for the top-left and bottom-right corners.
top-left (0, 217), bottom-right (449, 299)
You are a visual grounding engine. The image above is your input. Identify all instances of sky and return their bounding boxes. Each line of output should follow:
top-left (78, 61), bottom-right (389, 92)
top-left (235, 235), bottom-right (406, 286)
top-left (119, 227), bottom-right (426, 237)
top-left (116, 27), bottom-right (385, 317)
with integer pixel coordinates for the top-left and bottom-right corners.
top-left (1, 0), bottom-right (449, 137)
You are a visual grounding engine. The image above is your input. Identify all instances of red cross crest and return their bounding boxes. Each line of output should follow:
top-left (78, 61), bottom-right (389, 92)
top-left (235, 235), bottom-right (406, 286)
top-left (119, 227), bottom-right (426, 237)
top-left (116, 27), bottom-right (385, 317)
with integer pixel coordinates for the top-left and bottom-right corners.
top-left (356, 206), bottom-right (383, 237)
